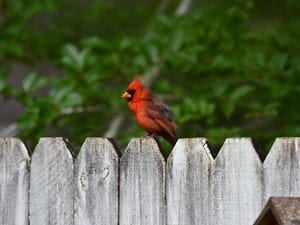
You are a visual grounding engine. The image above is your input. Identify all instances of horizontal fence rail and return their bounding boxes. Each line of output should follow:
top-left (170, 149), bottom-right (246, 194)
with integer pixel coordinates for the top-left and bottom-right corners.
top-left (0, 137), bottom-right (299, 225)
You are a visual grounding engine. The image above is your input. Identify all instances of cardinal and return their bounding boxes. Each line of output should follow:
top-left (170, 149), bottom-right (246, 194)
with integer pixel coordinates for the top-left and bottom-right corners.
top-left (122, 77), bottom-right (177, 146)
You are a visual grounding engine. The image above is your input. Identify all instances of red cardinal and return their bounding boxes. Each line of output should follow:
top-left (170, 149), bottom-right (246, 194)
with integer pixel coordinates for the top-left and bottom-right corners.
top-left (122, 77), bottom-right (177, 146)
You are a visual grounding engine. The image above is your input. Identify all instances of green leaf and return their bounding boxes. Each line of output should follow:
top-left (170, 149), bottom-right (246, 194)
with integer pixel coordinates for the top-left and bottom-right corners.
top-left (230, 85), bottom-right (254, 100)
top-left (61, 92), bottom-right (83, 107)
top-left (170, 30), bottom-right (184, 51)
top-left (23, 73), bottom-right (37, 91)
top-left (133, 55), bottom-right (147, 68)
top-left (17, 109), bottom-right (39, 129)
top-left (61, 45), bottom-right (90, 71)
top-left (263, 102), bottom-right (279, 116)
top-left (22, 73), bottom-right (48, 92)
top-left (51, 85), bottom-right (83, 107)
top-left (222, 103), bottom-right (235, 118)
top-left (207, 127), bottom-right (240, 145)
top-left (271, 53), bottom-right (288, 69)
top-left (197, 100), bottom-right (215, 115)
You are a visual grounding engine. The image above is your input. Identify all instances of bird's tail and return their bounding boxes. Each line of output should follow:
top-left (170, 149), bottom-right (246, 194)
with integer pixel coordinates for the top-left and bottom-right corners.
top-left (165, 133), bottom-right (177, 147)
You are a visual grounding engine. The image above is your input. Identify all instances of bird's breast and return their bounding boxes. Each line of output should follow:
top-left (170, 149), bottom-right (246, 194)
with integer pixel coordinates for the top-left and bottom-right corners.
top-left (136, 114), bottom-right (160, 134)
top-left (128, 101), bottom-right (145, 115)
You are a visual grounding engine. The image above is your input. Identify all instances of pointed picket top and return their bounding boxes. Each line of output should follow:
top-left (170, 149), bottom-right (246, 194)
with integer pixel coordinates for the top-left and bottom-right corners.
top-left (31, 137), bottom-right (73, 160)
top-left (120, 137), bottom-right (166, 225)
top-left (0, 138), bottom-right (30, 225)
top-left (75, 138), bottom-right (119, 225)
top-left (121, 137), bottom-right (165, 161)
top-left (76, 137), bottom-right (119, 162)
top-left (0, 137), bottom-right (30, 160)
top-left (214, 138), bottom-right (262, 166)
top-left (167, 138), bottom-right (213, 225)
top-left (168, 138), bottom-right (213, 161)
top-left (30, 137), bottom-right (74, 225)
top-left (264, 137), bottom-right (300, 198)
top-left (212, 138), bottom-right (264, 225)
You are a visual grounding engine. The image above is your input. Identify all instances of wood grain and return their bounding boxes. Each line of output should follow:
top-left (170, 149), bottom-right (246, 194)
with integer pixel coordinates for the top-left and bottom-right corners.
top-left (212, 138), bottom-right (264, 225)
top-left (0, 136), bottom-right (299, 225)
top-left (264, 138), bottom-right (300, 200)
top-left (167, 138), bottom-right (213, 225)
top-left (0, 138), bottom-right (29, 225)
top-left (119, 138), bottom-right (166, 225)
top-left (30, 138), bottom-right (74, 225)
top-left (74, 138), bottom-right (119, 225)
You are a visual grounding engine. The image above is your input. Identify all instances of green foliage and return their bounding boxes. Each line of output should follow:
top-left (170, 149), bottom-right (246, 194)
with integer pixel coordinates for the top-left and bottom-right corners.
top-left (0, 0), bottom-right (299, 153)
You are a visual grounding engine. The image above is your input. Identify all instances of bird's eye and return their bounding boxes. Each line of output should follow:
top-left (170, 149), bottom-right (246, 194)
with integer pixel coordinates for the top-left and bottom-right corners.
top-left (127, 89), bottom-right (136, 97)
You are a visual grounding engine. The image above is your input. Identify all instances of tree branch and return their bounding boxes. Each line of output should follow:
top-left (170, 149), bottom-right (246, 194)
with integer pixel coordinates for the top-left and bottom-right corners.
top-left (155, 0), bottom-right (171, 16)
top-left (0, 123), bottom-right (19, 136)
top-left (104, 114), bottom-right (125, 138)
top-left (174, 0), bottom-right (192, 17)
top-left (60, 105), bottom-right (100, 115)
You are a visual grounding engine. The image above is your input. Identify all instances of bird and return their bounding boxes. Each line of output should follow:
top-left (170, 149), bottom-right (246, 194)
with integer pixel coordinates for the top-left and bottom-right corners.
top-left (122, 77), bottom-right (177, 146)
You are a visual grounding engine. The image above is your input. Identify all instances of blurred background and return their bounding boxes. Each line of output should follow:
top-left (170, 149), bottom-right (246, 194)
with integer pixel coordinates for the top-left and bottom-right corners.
top-left (0, 0), bottom-right (299, 155)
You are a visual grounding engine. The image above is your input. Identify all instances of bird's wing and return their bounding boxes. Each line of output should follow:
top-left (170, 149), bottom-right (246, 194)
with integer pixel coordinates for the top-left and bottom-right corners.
top-left (146, 99), bottom-right (174, 122)
top-left (145, 99), bottom-right (176, 135)
top-left (143, 98), bottom-right (177, 145)
top-left (154, 118), bottom-right (176, 137)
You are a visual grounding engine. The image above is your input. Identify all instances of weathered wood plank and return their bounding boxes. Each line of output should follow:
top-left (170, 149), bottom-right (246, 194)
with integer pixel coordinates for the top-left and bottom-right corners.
top-left (264, 138), bottom-right (300, 200)
top-left (0, 138), bottom-right (30, 225)
top-left (253, 197), bottom-right (300, 225)
top-left (74, 138), bottom-right (119, 225)
top-left (30, 138), bottom-right (74, 225)
top-left (119, 138), bottom-right (166, 225)
top-left (212, 138), bottom-right (264, 225)
top-left (167, 138), bottom-right (213, 225)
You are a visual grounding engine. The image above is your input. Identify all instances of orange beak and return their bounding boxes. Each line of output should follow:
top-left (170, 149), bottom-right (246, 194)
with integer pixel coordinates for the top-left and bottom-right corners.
top-left (122, 91), bottom-right (131, 99)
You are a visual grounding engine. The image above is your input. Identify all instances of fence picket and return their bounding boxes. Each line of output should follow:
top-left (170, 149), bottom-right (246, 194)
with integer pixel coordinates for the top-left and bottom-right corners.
top-left (212, 138), bottom-right (264, 225)
top-left (74, 138), bottom-right (119, 225)
top-left (29, 138), bottom-right (74, 225)
top-left (167, 138), bottom-right (213, 225)
top-left (0, 138), bottom-right (29, 225)
top-left (264, 137), bottom-right (300, 200)
top-left (119, 138), bottom-right (166, 225)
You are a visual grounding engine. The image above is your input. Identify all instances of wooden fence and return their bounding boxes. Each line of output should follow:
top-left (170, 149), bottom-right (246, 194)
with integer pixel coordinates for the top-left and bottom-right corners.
top-left (0, 137), bottom-right (299, 225)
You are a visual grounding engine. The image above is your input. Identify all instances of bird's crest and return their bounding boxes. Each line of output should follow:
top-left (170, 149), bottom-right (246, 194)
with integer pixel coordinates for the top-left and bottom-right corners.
top-left (128, 76), bottom-right (145, 90)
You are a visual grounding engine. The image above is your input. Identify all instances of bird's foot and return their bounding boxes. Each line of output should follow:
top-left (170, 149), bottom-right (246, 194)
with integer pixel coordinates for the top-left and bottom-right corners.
top-left (143, 133), bottom-right (157, 138)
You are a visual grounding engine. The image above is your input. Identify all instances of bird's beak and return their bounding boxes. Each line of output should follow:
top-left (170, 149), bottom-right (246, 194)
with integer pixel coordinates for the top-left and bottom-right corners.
top-left (122, 91), bottom-right (131, 99)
